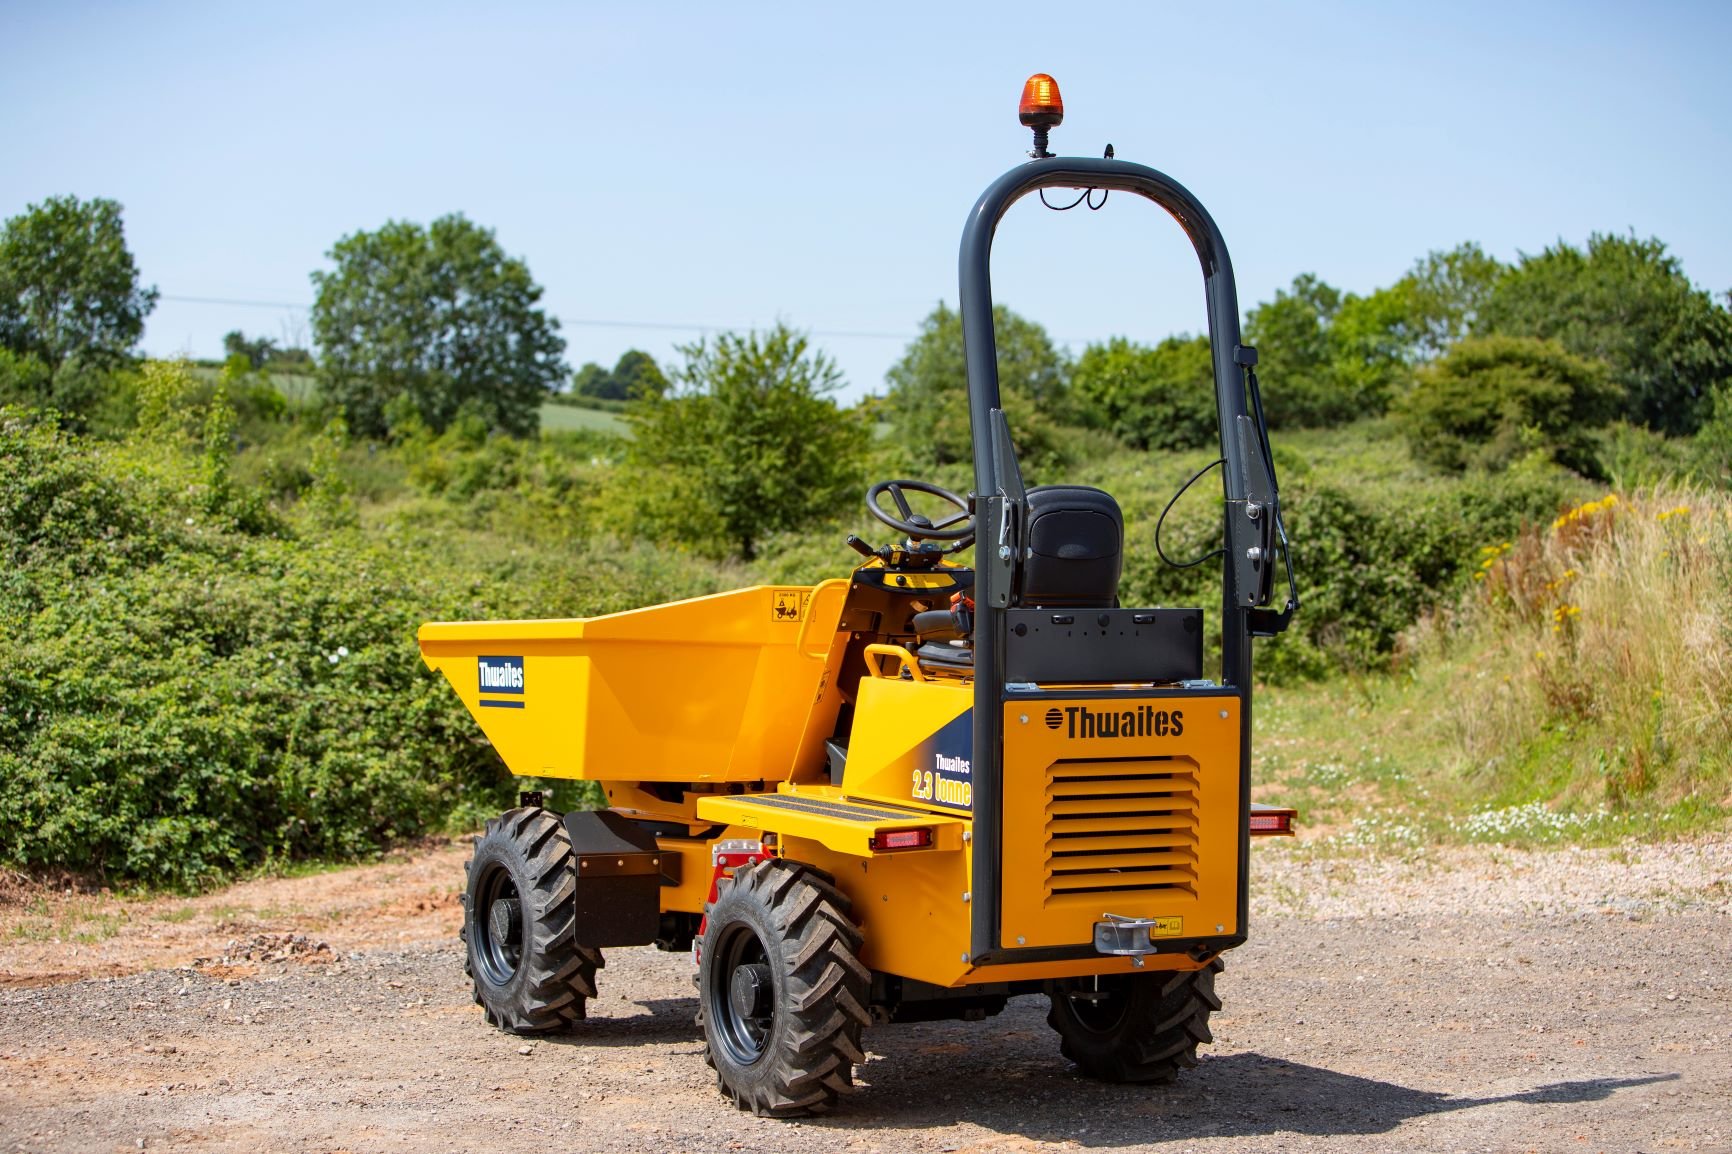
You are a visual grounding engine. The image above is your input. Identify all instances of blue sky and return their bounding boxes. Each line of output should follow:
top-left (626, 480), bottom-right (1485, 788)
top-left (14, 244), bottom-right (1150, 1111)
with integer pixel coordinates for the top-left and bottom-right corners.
top-left (3, 1), bottom-right (1729, 401)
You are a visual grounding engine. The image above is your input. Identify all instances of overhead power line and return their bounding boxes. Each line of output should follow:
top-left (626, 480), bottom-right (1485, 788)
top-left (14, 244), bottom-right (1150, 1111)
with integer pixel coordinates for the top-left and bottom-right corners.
top-left (156, 294), bottom-right (919, 343)
top-left (156, 293), bottom-right (1127, 348)
top-left (160, 294), bottom-right (310, 310)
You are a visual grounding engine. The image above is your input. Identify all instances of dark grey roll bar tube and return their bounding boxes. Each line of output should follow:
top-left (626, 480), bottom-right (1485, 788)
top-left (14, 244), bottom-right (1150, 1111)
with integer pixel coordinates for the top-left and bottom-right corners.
top-left (960, 156), bottom-right (1282, 963)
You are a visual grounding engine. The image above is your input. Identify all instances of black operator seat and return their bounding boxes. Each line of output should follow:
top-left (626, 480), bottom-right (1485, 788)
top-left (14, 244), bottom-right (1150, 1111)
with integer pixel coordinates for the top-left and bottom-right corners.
top-left (914, 484), bottom-right (1123, 669)
top-left (1019, 484), bottom-right (1124, 609)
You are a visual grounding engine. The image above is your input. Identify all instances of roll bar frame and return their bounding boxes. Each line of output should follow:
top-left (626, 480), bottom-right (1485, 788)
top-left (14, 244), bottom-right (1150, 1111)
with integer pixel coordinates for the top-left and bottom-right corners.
top-left (959, 156), bottom-right (1279, 963)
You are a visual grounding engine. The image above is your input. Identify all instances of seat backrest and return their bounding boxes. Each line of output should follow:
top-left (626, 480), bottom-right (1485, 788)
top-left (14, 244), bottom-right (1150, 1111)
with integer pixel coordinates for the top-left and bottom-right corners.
top-left (1019, 485), bottom-right (1123, 609)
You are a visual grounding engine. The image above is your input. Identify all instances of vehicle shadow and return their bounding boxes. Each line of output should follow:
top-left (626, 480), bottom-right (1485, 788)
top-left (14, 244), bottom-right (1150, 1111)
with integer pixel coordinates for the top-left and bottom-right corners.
top-left (539, 996), bottom-right (703, 1048)
top-left (532, 988), bottom-right (1678, 1140)
top-left (832, 1037), bottom-right (1678, 1144)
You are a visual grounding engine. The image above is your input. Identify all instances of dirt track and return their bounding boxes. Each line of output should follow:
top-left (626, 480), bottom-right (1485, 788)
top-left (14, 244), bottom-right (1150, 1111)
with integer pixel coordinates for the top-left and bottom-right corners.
top-left (2, 838), bottom-right (1728, 1154)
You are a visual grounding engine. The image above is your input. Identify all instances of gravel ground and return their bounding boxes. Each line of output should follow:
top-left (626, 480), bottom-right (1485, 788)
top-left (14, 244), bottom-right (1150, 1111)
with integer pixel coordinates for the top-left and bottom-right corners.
top-left (1, 836), bottom-right (1727, 1154)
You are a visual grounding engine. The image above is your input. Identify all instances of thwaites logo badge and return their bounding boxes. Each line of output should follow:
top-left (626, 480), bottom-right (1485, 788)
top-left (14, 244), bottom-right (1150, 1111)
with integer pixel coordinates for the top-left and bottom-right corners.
top-left (911, 712), bottom-right (973, 812)
top-left (477, 656), bottom-right (525, 709)
top-left (1056, 704), bottom-right (1183, 739)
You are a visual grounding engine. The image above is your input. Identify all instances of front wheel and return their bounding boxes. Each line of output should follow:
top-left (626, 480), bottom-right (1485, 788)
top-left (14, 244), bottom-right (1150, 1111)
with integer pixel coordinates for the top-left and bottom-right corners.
top-left (698, 859), bottom-right (870, 1116)
top-left (1045, 958), bottom-right (1223, 1083)
top-left (461, 807), bottom-right (601, 1034)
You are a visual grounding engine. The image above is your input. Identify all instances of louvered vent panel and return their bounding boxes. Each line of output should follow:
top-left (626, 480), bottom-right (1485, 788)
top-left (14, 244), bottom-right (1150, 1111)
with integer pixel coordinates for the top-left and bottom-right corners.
top-left (1044, 758), bottom-right (1200, 900)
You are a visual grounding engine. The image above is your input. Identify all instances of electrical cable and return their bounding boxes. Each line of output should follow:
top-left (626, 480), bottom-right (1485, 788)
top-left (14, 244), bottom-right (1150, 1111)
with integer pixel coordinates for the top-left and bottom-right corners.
top-left (1038, 188), bottom-right (1111, 212)
top-left (1155, 457), bottom-right (1227, 569)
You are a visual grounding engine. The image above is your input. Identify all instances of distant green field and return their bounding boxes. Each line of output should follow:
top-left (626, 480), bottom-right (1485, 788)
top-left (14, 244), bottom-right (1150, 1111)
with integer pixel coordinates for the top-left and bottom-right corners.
top-left (539, 403), bottom-right (628, 436)
top-left (197, 364), bottom-right (627, 437)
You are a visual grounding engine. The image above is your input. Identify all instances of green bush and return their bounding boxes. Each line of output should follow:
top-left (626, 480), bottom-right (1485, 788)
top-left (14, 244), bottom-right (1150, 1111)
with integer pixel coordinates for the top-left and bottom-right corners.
top-left (1393, 336), bottom-right (1623, 474)
top-left (1101, 436), bottom-right (1585, 681)
top-left (0, 402), bottom-right (718, 889)
top-left (883, 302), bottom-right (1072, 468)
top-left (1693, 385), bottom-right (1732, 489)
top-left (626, 324), bottom-right (868, 560)
top-left (1594, 421), bottom-right (1696, 489)
top-left (1243, 274), bottom-right (1379, 428)
top-left (0, 411), bottom-right (471, 885)
top-left (1070, 335), bottom-right (1217, 451)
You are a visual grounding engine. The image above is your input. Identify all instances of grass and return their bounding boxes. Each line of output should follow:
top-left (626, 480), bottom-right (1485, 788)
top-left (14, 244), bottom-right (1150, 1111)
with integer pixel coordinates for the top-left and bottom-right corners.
top-left (538, 402), bottom-right (628, 436)
top-left (1240, 470), bottom-right (1731, 854)
top-left (196, 363), bottom-right (631, 437)
top-left (4, 899), bottom-right (128, 944)
top-left (1254, 574), bottom-right (1732, 855)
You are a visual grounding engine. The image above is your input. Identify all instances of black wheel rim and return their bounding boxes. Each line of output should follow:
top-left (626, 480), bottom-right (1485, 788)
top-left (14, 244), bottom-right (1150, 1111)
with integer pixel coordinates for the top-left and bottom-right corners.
top-left (473, 861), bottom-right (524, 987)
top-left (708, 922), bottom-right (774, 1066)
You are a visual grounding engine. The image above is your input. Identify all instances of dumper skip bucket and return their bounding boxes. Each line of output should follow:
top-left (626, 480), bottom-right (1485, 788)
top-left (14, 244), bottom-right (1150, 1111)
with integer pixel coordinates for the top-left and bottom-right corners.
top-left (418, 584), bottom-right (844, 784)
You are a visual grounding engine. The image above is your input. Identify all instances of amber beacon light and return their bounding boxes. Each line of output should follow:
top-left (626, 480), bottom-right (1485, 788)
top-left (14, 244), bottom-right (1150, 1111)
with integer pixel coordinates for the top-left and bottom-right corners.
top-left (1018, 72), bottom-right (1064, 158)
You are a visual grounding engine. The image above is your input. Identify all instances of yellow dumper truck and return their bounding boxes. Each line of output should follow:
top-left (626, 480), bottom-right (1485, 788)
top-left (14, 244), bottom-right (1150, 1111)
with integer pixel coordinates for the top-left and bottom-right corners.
top-left (420, 74), bottom-right (1297, 1116)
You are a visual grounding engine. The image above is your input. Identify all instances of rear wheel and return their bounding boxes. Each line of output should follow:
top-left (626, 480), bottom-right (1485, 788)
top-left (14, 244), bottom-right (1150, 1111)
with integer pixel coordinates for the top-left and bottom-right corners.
top-left (698, 859), bottom-right (870, 1116)
top-left (1045, 958), bottom-right (1223, 1083)
top-left (461, 806), bottom-right (601, 1034)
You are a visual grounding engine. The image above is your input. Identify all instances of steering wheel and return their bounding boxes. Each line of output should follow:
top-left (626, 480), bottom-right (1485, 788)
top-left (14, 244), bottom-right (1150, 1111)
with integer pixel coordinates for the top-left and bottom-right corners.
top-left (865, 480), bottom-right (976, 543)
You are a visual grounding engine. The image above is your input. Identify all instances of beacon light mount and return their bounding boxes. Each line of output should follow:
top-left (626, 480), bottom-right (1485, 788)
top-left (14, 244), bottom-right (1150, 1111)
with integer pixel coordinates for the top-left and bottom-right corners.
top-left (1018, 73), bottom-right (1064, 159)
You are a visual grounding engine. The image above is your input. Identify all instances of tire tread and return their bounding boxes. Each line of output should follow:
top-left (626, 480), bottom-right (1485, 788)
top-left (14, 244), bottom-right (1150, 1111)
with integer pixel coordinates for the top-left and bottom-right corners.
top-left (700, 859), bottom-right (869, 1117)
top-left (462, 806), bottom-right (602, 1036)
top-left (1046, 957), bottom-right (1224, 1084)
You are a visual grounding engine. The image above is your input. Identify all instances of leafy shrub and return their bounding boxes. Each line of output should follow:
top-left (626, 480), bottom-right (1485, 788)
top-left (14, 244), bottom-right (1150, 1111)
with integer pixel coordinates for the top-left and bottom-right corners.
top-left (400, 422), bottom-right (617, 546)
top-left (1242, 248), bottom-right (1505, 430)
top-left (1594, 421), bottom-right (1696, 489)
top-left (0, 400), bottom-right (717, 888)
top-left (1393, 336), bottom-right (1622, 474)
top-left (626, 324), bottom-right (868, 560)
top-left (1108, 440), bottom-right (1584, 681)
top-left (1243, 274), bottom-right (1394, 428)
top-left (0, 412), bottom-right (448, 884)
top-left (1070, 335), bottom-right (1217, 451)
top-left (1693, 385), bottom-right (1732, 489)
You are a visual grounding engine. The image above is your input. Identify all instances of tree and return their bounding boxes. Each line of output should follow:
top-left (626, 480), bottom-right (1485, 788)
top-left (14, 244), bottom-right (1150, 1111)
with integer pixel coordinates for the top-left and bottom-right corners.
top-left (625, 323), bottom-right (867, 560)
top-left (610, 349), bottom-right (668, 399)
top-left (1400, 242), bottom-right (1504, 361)
top-left (310, 214), bottom-right (566, 438)
top-left (1242, 274), bottom-right (1350, 427)
top-left (1070, 334), bottom-right (1217, 451)
top-left (1475, 234), bottom-right (1732, 435)
top-left (571, 362), bottom-right (612, 399)
top-left (884, 302), bottom-right (1069, 467)
top-left (223, 330), bottom-right (277, 370)
top-left (0, 195), bottom-right (158, 386)
top-left (1244, 248), bottom-right (1505, 430)
top-left (1392, 335), bottom-right (1623, 474)
top-left (1327, 286), bottom-right (1419, 412)
top-left (570, 349), bottom-right (668, 402)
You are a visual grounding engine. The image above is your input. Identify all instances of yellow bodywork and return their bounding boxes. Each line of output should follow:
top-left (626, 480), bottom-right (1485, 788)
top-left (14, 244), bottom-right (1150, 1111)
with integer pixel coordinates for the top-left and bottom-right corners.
top-left (418, 585), bottom-right (841, 783)
top-left (841, 674), bottom-right (973, 814)
top-left (420, 566), bottom-right (1238, 991)
top-left (999, 696), bottom-right (1241, 949)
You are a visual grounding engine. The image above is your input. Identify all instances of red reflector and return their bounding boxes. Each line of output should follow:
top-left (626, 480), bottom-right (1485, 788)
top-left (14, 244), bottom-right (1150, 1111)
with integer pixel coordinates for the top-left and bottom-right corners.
top-left (872, 828), bottom-right (932, 851)
top-left (1248, 809), bottom-right (1295, 836)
